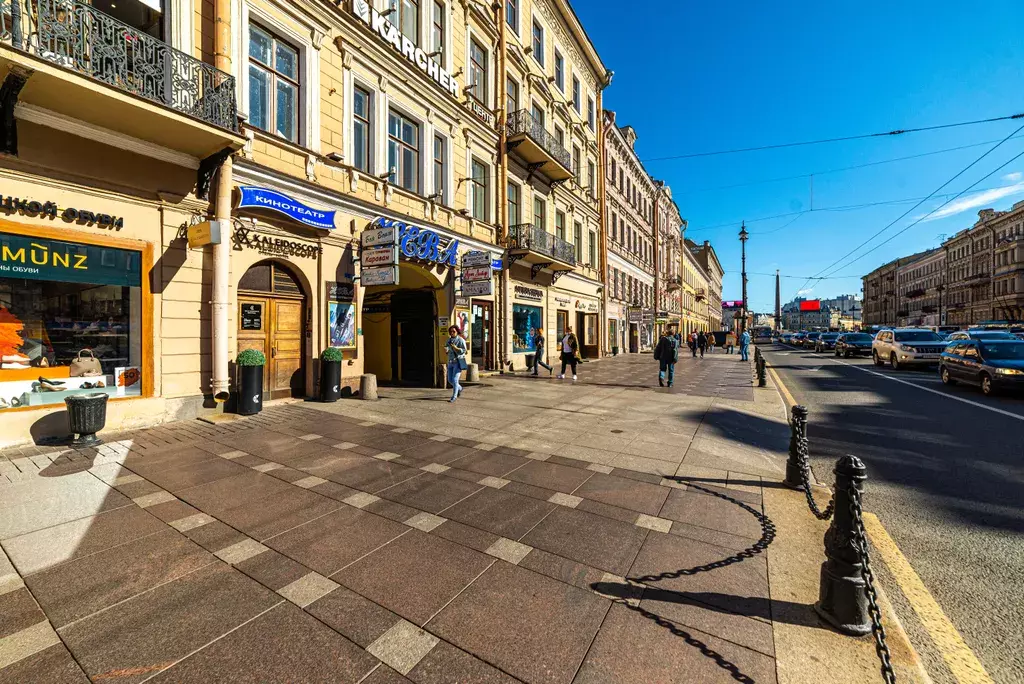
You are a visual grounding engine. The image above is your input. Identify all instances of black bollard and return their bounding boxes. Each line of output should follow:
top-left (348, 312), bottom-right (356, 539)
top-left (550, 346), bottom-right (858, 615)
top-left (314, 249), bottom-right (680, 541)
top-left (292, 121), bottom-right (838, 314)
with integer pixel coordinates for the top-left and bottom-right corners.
top-left (783, 405), bottom-right (808, 489)
top-left (814, 455), bottom-right (871, 636)
top-left (757, 357), bottom-right (767, 387)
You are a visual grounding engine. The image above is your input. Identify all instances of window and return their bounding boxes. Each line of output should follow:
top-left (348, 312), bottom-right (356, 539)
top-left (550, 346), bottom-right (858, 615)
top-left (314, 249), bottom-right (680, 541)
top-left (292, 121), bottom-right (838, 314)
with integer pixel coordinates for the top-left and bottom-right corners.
top-left (531, 102), bottom-right (545, 128)
top-left (587, 96), bottom-right (595, 130)
top-left (572, 145), bottom-right (581, 182)
top-left (508, 182), bottom-right (521, 225)
top-left (470, 158), bottom-right (489, 221)
top-left (533, 196), bottom-right (546, 232)
top-left (531, 19), bottom-right (544, 66)
top-left (574, 221), bottom-right (582, 263)
top-left (587, 161), bottom-right (595, 193)
top-left (248, 24), bottom-right (300, 142)
top-left (0, 232), bottom-right (145, 411)
top-left (506, 76), bottom-right (519, 114)
top-left (432, 134), bottom-right (446, 202)
top-left (611, 213), bottom-right (617, 242)
top-left (431, 1), bottom-right (445, 66)
top-left (554, 49), bottom-right (564, 91)
top-left (611, 159), bottom-right (617, 184)
top-left (505, 0), bottom-right (518, 31)
top-left (555, 126), bottom-right (565, 148)
top-left (555, 210), bottom-right (566, 240)
top-left (512, 304), bottom-right (542, 353)
top-left (469, 38), bottom-right (487, 104)
top-left (589, 230), bottom-right (596, 267)
top-left (352, 85), bottom-right (371, 173)
top-left (572, 76), bottom-right (581, 112)
top-left (388, 110), bottom-right (420, 192)
top-left (388, 0), bottom-right (419, 45)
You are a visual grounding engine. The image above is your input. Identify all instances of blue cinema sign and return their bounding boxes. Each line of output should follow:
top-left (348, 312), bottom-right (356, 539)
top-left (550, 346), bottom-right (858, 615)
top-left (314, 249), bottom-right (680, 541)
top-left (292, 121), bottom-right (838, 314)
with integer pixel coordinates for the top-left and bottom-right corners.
top-left (371, 217), bottom-right (460, 267)
top-left (237, 187), bottom-right (338, 230)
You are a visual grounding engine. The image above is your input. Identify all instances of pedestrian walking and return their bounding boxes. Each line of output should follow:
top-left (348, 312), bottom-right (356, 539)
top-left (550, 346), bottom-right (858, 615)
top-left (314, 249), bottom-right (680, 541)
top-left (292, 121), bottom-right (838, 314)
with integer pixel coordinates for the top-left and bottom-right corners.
top-left (689, 331), bottom-right (698, 358)
top-left (654, 326), bottom-right (680, 387)
top-left (532, 327), bottom-right (553, 376)
top-left (739, 329), bottom-right (751, 361)
top-left (707, 332), bottom-right (716, 354)
top-left (725, 330), bottom-right (737, 354)
top-left (445, 325), bottom-right (467, 403)
top-left (697, 330), bottom-right (708, 358)
top-left (557, 326), bottom-right (581, 381)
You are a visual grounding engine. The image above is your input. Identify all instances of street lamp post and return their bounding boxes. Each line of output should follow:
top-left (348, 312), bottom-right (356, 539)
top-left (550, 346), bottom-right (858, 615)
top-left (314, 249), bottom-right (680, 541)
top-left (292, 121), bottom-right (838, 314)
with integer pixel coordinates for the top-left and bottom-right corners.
top-left (739, 222), bottom-right (749, 334)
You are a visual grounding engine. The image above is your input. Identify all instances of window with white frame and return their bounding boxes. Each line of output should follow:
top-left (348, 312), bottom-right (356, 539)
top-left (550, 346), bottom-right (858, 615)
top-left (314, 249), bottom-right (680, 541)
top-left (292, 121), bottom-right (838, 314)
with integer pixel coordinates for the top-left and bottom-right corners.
top-left (432, 133), bottom-right (446, 202)
top-left (589, 230), bottom-right (596, 267)
top-left (555, 125), bottom-right (564, 148)
top-left (469, 38), bottom-right (488, 104)
top-left (574, 221), bottom-right (582, 263)
top-left (470, 158), bottom-right (489, 221)
top-left (505, 0), bottom-right (518, 32)
top-left (388, 110), bottom-right (419, 192)
top-left (431, 1), bottom-right (446, 67)
top-left (531, 101), bottom-right (545, 128)
top-left (352, 85), bottom-right (371, 172)
top-left (506, 76), bottom-right (519, 114)
top-left (533, 196), bottom-right (546, 232)
top-left (572, 145), bottom-right (580, 182)
top-left (531, 19), bottom-right (544, 66)
top-left (587, 95), bottom-right (595, 130)
top-left (572, 76), bottom-right (580, 112)
top-left (555, 210), bottom-right (565, 240)
top-left (388, 0), bottom-right (420, 46)
top-left (587, 160), bottom-right (595, 194)
top-left (248, 24), bottom-right (300, 142)
top-left (554, 49), bottom-right (564, 91)
top-left (508, 181), bottom-right (520, 225)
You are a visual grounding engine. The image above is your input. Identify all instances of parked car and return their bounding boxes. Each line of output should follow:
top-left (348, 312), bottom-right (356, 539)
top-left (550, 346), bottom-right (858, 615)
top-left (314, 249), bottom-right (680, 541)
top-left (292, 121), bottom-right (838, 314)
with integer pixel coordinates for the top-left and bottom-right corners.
top-left (814, 332), bottom-right (841, 353)
top-left (802, 332), bottom-right (821, 349)
top-left (834, 332), bottom-right (874, 358)
top-left (946, 330), bottom-right (1017, 341)
top-left (872, 328), bottom-right (947, 369)
top-left (790, 332), bottom-right (805, 346)
top-left (939, 340), bottom-right (1024, 395)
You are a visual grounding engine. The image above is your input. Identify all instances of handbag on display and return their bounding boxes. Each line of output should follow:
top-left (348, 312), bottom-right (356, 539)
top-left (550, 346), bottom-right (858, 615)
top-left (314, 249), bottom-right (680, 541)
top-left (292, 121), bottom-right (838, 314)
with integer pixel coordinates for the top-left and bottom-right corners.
top-left (70, 349), bottom-right (103, 377)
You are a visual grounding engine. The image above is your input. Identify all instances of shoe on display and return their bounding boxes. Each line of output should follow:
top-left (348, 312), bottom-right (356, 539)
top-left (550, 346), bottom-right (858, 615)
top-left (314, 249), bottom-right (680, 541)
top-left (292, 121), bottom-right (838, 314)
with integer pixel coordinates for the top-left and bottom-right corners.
top-left (80, 382), bottom-right (94, 389)
top-left (0, 398), bottom-right (8, 409)
top-left (39, 376), bottom-right (65, 385)
top-left (10, 397), bottom-right (21, 407)
top-left (95, 380), bottom-right (105, 388)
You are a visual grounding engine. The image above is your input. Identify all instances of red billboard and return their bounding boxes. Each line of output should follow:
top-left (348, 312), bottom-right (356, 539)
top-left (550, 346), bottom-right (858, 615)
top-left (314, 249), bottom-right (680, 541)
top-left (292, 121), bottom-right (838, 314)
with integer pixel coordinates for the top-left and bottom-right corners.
top-left (722, 300), bottom-right (743, 309)
top-left (799, 300), bottom-right (821, 312)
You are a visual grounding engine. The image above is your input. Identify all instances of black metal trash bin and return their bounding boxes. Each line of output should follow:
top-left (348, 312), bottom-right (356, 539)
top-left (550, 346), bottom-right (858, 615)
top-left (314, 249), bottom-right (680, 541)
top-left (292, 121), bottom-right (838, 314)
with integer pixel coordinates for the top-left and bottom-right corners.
top-left (65, 393), bottom-right (109, 445)
top-left (320, 361), bottom-right (342, 402)
top-left (238, 365), bottom-right (263, 415)
top-left (525, 353), bottom-right (535, 371)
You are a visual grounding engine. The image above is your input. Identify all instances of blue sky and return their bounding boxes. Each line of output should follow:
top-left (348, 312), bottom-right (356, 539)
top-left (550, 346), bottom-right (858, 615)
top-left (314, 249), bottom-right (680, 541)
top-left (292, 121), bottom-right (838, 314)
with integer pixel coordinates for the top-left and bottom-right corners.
top-left (572, 1), bottom-right (1024, 312)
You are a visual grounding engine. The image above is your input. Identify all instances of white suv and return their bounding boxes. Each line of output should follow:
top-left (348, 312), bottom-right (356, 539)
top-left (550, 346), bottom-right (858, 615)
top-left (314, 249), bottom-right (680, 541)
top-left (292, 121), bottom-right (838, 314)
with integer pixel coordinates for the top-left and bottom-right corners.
top-left (872, 328), bottom-right (947, 370)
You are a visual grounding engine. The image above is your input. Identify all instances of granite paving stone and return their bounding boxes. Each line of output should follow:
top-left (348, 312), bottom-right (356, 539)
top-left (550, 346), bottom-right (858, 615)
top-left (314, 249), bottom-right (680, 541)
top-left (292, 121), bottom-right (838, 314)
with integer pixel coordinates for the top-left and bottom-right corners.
top-left (571, 473), bottom-right (670, 516)
top-left (214, 488), bottom-right (342, 541)
top-left (442, 488), bottom-right (557, 540)
top-left (407, 639), bottom-right (519, 684)
top-left (658, 487), bottom-right (765, 540)
top-left (522, 507), bottom-right (648, 576)
top-left (306, 585), bottom-right (404, 648)
top-left (447, 450), bottom-right (529, 477)
top-left (0, 643), bottom-right (89, 684)
top-left (378, 473), bottom-right (482, 514)
top-left (507, 461), bottom-right (593, 493)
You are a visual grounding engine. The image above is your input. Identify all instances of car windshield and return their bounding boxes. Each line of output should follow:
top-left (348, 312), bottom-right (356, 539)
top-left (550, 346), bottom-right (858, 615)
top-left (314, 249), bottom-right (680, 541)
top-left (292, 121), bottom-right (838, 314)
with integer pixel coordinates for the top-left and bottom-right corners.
top-left (822, 334), bottom-right (839, 339)
top-left (974, 331), bottom-right (1015, 340)
top-left (807, 333), bottom-right (820, 339)
top-left (846, 334), bottom-right (873, 342)
top-left (894, 331), bottom-right (943, 342)
top-left (980, 342), bottom-right (1024, 360)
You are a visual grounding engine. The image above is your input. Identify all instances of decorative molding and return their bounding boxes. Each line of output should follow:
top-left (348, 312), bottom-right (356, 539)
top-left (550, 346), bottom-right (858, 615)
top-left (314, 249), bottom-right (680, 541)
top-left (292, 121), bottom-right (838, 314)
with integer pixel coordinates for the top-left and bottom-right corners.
top-left (375, 181), bottom-right (383, 202)
top-left (385, 184), bottom-right (394, 204)
top-left (14, 103), bottom-right (201, 169)
top-left (534, 0), bottom-right (598, 91)
top-left (349, 169), bottom-right (360, 193)
top-left (242, 129), bottom-right (255, 160)
top-left (311, 29), bottom-right (325, 50)
top-left (305, 154), bottom-right (317, 181)
top-left (379, 75), bottom-right (389, 92)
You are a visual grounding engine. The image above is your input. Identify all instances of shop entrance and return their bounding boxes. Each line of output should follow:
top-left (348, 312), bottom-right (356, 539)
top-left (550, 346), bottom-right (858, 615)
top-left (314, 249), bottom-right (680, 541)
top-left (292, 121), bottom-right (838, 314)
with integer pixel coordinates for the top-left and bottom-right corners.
top-left (238, 261), bottom-right (307, 399)
top-left (577, 312), bottom-right (599, 358)
top-left (629, 323), bottom-right (639, 353)
top-left (471, 300), bottom-right (493, 370)
top-left (391, 290), bottom-right (435, 386)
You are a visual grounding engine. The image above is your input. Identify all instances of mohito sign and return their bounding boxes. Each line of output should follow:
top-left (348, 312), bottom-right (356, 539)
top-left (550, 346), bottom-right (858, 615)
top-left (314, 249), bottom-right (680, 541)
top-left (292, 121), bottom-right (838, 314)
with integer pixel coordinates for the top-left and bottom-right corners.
top-left (371, 217), bottom-right (459, 267)
top-left (351, 0), bottom-right (460, 99)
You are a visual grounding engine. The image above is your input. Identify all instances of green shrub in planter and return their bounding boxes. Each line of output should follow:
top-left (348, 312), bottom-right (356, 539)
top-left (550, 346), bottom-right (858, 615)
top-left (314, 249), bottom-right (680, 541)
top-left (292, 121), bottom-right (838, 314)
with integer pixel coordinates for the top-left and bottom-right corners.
top-left (236, 349), bottom-right (266, 366)
top-left (321, 347), bottom-right (344, 362)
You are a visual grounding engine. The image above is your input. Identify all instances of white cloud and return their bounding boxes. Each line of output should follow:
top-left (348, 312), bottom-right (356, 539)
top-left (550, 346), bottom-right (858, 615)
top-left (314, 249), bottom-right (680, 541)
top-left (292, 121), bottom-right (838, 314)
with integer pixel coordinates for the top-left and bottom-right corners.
top-left (918, 181), bottom-right (1024, 222)
top-left (1003, 172), bottom-right (1022, 182)
top-left (797, 288), bottom-right (814, 296)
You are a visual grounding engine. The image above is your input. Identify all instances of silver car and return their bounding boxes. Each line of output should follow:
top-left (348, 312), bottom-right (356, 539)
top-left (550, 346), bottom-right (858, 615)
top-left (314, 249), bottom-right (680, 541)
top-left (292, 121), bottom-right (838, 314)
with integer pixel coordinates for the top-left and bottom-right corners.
top-left (872, 328), bottom-right (947, 370)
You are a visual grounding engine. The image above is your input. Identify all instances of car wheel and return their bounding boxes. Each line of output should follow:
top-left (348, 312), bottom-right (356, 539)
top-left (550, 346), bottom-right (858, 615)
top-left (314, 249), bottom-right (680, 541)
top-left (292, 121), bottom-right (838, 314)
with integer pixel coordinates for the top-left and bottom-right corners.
top-left (873, 351), bottom-right (883, 366)
top-left (890, 353), bottom-right (900, 370)
top-left (981, 373), bottom-right (995, 396)
top-left (844, 351), bottom-right (851, 358)
top-left (941, 367), bottom-right (955, 385)
top-left (835, 349), bottom-right (840, 357)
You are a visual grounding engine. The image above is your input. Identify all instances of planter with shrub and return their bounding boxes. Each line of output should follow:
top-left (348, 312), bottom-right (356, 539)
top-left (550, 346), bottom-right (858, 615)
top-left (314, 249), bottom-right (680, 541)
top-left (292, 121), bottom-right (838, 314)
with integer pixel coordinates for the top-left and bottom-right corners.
top-left (320, 347), bottom-right (344, 402)
top-left (236, 349), bottom-right (265, 415)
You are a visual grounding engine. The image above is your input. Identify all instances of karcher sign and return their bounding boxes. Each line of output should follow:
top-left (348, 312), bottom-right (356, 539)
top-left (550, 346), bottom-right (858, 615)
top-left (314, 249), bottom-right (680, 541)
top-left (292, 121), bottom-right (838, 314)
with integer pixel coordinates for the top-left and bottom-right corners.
top-left (351, 0), bottom-right (460, 98)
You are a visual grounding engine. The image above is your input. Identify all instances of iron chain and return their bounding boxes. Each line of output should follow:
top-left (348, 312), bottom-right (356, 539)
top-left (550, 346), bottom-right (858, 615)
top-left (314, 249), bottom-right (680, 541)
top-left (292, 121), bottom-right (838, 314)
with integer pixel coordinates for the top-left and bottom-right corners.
top-left (793, 415), bottom-right (836, 520)
top-left (849, 484), bottom-right (897, 684)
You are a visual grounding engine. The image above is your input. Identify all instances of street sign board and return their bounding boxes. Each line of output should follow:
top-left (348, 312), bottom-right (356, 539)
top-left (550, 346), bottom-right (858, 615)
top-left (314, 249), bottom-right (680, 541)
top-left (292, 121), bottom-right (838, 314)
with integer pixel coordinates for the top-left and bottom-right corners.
top-left (187, 220), bottom-right (221, 249)
top-left (362, 246), bottom-right (399, 267)
top-left (362, 266), bottom-right (399, 286)
top-left (461, 280), bottom-right (493, 297)
top-left (462, 266), bottom-right (492, 282)
top-left (462, 250), bottom-right (491, 267)
top-left (362, 225), bottom-right (399, 247)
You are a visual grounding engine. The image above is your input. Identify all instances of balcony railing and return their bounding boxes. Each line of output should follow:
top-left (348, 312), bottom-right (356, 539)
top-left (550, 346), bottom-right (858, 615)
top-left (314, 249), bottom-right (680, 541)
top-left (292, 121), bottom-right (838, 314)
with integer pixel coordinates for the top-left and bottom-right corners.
top-left (506, 109), bottom-right (572, 172)
top-left (695, 289), bottom-right (707, 301)
top-left (1, 0), bottom-right (237, 131)
top-left (905, 288), bottom-right (926, 298)
top-left (507, 223), bottom-right (576, 266)
top-left (666, 275), bottom-right (682, 290)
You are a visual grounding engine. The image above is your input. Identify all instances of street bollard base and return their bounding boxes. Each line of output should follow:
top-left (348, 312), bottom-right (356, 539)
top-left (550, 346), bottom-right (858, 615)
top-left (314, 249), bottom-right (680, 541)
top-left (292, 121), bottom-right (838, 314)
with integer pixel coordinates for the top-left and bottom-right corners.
top-left (814, 559), bottom-right (871, 636)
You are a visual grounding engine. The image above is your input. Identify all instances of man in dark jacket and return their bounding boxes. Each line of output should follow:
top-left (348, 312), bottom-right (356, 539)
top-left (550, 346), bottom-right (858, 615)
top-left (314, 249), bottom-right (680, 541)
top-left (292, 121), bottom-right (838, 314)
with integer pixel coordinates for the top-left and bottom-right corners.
top-left (697, 331), bottom-right (708, 358)
top-left (654, 327), bottom-right (680, 387)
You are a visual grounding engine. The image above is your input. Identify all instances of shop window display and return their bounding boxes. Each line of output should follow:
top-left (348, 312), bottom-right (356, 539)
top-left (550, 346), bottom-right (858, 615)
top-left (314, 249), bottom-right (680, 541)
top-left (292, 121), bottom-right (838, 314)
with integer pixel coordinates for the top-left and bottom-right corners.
top-left (512, 303), bottom-right (542, 353)
top-left (0, 234), bottom-right (143, 410)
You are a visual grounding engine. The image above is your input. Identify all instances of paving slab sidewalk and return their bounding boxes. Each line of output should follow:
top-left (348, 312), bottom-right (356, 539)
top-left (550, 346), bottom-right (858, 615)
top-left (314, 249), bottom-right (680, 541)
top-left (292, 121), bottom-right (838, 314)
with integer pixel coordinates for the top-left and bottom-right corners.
top-left (0, 354), bottom-right (926, 683)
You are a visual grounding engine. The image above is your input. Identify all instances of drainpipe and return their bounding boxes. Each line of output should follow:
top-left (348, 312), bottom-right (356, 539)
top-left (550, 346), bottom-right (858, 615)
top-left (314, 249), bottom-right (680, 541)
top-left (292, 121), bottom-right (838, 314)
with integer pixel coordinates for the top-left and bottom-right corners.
top-left (597, 95), bottom-right (608, 357)
top-left (496, 2), bottom-right (509, 370)
top-left (211, 0), bottom-right (233, 402)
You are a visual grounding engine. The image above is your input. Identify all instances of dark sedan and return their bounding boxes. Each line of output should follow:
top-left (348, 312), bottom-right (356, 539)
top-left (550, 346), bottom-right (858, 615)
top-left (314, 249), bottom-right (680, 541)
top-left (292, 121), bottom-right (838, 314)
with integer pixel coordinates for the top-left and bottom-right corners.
top-left (802, 332), bottom-right (821, 349)
top-left (834, 332), bottom-right (874, 358)
top-left (814, 332), bottom-right (841, 352)
top-left (939, 340), bottom-right (1024, 396)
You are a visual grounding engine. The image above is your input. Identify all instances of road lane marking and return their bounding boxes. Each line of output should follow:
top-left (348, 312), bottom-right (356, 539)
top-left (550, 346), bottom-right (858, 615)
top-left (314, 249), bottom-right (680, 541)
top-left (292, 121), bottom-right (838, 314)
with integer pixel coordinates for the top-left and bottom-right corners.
top-left (863, 512), bottom-right (994, 684)
top-left (766, 364), bottom-right (797, 410)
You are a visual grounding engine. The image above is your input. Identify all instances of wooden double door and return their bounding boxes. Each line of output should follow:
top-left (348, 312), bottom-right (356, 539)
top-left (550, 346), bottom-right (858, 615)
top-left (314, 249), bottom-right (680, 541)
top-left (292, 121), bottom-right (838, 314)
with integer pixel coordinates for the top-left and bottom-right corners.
top-left (238, 295), bottom-right (305, 399)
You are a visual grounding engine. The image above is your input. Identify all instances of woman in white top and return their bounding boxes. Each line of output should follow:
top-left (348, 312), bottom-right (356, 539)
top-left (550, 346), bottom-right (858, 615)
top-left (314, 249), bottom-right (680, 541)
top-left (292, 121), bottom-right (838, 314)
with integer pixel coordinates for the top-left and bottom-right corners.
top-left (557, 326), bottom-right (581, 381)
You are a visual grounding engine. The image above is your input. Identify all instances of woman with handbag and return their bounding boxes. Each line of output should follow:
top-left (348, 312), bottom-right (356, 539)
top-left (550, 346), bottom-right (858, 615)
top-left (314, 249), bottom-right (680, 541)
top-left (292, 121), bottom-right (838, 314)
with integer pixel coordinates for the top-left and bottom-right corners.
top-left (445, 325), bottom-right (468, 403)
top-left (557, 326), bottom-right (581, 381)
top-left (532, 327), bottom-right (553, 376)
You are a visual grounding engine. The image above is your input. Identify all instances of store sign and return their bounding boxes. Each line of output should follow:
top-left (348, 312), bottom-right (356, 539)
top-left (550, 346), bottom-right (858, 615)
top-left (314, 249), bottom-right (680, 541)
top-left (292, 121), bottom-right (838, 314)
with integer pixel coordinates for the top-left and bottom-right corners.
top-left (463, 266), bottom-right (492, 282)
top-left (362, 225), bottom-right (399, 248)
top-left (0, 194), bottom-right (125, 229)
top-left (371, 217), bottom-right (459, 267)
top-left (0, 232), bottom-right (141, 287)
top-left (327, 281), bottom-right (354, 302)
top-left (627, 308), bottom-right (642, 323)
top-left (587, 303), bottom-right (599, 312)
top-left (237, 186), bottom-right (337, 231)
top-left (232, 227), bottom-right (322, 259)
top-left (722, 300), bottom-right (743, 309)
top-left (363, 246), bottom-right (399, 267)
top-left (455, 296), bottom-right (471, 308)
top-left (514, 285), bottom-right (544, 301)
top-left (462, 280), bottom-right (493, 297)
top-left (241, 303), bottom-right (262, 330)
top-left (187, 220), bottom-right (222, 249)
top-left (554, 296), bottom-right (571, 306)
top-left (470, 101), bottom-right (494, 126)
top-left (362, 266), bottom-right (399, 286)
top-left (351, 0), bottom-right (460, 98)
top-left (462, 250), bottom-right (491, 267)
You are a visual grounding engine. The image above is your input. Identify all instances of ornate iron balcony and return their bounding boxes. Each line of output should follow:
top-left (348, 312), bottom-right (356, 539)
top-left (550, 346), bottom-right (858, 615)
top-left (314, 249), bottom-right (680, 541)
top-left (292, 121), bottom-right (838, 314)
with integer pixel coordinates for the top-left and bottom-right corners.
top-left (666, 275), bottom-right (682, 290)
top-left (506, 109), bottom-right (572, 171)
top-left (508, 223), bottom-right (576, 266)
top-left (2, 0), bottom-right (237, 131)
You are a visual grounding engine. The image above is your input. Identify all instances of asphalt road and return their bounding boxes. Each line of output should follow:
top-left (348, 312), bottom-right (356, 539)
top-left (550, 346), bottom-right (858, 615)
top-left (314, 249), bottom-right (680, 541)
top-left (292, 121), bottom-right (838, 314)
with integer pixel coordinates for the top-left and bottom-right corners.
top-left (762, 343), bottom-right (1024, 684)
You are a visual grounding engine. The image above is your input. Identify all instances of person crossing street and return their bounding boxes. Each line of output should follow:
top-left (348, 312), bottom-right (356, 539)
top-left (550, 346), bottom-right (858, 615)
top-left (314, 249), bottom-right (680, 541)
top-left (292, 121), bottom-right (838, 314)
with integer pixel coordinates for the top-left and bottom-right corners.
top-left (654, 326), bottom-right (680, 387)
top-left (557, 326), bottom-right (581, 381)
